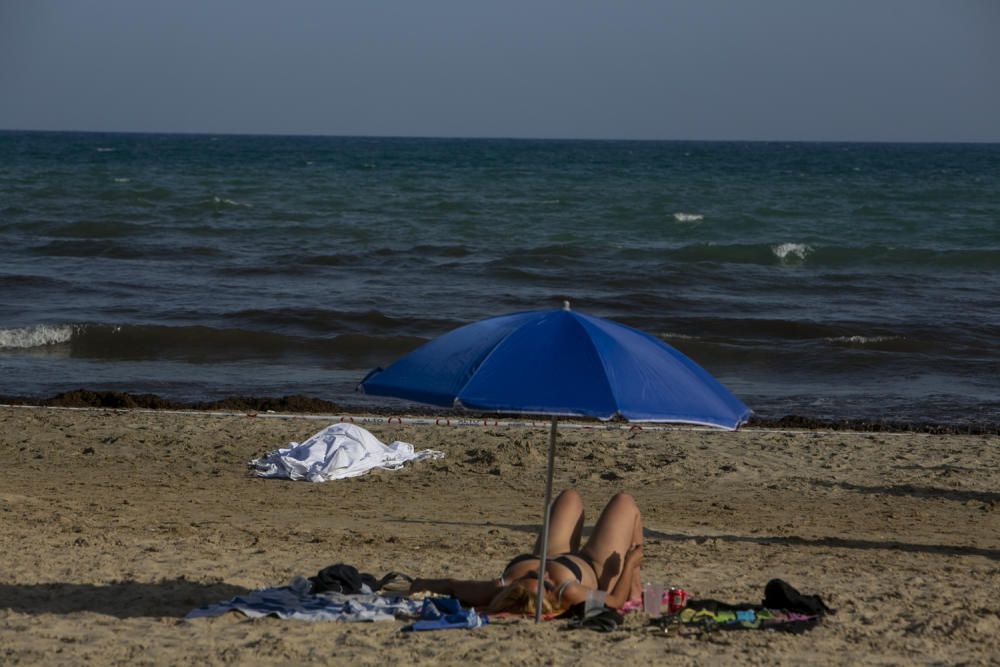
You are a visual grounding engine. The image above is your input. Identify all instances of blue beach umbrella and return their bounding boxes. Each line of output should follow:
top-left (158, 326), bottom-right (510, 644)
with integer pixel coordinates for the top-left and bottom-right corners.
top-left (359, 302), bottom-right (750, 620)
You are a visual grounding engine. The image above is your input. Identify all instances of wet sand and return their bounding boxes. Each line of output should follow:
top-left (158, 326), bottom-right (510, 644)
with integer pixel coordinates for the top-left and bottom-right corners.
top-left (1, 406), bottom-right (998, 665)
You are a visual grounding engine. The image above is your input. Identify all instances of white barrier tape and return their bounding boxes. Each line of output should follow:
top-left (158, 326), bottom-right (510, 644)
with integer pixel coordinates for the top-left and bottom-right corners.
top-left (0, 403), bottom-right (702, 431)
top-left (339, 414), bottom-right (667, 431)
top-left (0, 403), bottom-right (940, 436)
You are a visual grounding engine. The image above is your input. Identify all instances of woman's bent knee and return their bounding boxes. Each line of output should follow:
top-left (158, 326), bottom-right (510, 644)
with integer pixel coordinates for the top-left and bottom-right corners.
top-left (556, 488), bottom-right (583, 505)
top-left (608, 492), bottom-right (638, 509)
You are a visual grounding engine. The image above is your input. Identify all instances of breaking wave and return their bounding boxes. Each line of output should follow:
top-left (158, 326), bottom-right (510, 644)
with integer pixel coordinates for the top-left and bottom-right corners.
top-left (672, 212), bottom-right (704, 222)
top-left (826, 335), bottom-right (900, 345)
top-left (211, 196), bottom-right (253, 208)
top-left (661, 243), bottom-right (999, 269)
top-left (0, 322), bottom-right (425, 366)
top-left (0, 324), bottom-right (76, 349)
top-left (771, 242), bottom-right (812, 263)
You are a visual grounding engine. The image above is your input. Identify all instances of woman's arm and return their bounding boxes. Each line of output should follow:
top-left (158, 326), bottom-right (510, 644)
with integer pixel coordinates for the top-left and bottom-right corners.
top-left (408, 578), bottom-right (502, 608)
top-left (555, 581), bottom-right (590, 607)
top-left (603, 544), bottom-right (643, 609)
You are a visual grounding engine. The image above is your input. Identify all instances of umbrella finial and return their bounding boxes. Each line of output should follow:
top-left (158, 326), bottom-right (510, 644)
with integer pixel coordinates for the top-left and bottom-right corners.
top-left (563, 300), bottom-right (571, 311)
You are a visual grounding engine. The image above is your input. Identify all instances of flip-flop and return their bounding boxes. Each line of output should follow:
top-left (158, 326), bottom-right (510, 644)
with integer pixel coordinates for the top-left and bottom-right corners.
top-left (565, 608), bottom-right (624, 633)
top-left (376, 571), bottom-right (415, 593)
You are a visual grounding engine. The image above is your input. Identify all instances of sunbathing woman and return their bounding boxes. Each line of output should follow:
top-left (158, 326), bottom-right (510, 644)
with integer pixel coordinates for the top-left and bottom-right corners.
top-left (408, 489), bottom-right (644, 616)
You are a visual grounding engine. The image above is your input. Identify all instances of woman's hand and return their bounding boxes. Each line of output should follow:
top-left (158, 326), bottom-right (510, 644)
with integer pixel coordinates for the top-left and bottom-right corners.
top-left (604, 544), bottom-right (644, 608)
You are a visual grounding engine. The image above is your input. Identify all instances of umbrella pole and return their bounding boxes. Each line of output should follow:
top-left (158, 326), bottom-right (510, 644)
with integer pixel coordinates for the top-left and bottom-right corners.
top-left (534, 416), bottom-right (558, 624)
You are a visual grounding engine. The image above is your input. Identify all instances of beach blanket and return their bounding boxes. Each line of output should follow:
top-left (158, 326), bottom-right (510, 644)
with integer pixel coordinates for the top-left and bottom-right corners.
top-left (657, 579), bottom-right (833, 634)
top-left (672, 605), bottom-right (820, 633)
top-left (185, 577), bottom-right (424, 622)
top-left (249, 422), bottom-right (445, 482)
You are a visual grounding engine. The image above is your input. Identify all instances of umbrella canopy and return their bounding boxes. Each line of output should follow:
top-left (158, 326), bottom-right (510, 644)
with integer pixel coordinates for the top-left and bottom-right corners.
top-left (358, 304), bottom-right (750, 621)
top-left (359, 305), bottom-right (750, 428)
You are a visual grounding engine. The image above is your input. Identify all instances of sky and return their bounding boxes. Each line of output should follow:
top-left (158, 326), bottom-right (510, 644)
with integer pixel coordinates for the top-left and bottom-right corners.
top-left (1, 1), bottom-right (998, 142)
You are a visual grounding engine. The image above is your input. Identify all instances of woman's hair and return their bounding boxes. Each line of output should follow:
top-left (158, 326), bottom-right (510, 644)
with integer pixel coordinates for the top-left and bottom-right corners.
top-left (487, 580), bottom-right (564, 616)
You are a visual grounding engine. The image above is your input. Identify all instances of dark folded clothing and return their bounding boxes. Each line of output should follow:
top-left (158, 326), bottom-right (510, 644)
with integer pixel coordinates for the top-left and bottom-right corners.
top-left (308, 563), bottom-right (414, 595)
top-left (309, 564), bottom-right (376, 594)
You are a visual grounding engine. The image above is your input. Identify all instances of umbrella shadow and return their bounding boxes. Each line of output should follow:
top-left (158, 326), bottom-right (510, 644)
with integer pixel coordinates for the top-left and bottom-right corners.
top-left (644, 528), bottom-right (1000, 561)
top-left (391, 517), bottom-right (541, 539)
top-left (0, 579), bottom-right (249, 618)
top-left (390, 518), bottom-right (1000, 561)
top-left (812, 480), bottom-right (1000, 504)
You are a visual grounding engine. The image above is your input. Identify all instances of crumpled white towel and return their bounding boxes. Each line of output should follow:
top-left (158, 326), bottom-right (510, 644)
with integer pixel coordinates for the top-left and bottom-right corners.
top-left (249, 422), bottom-right (445, 482)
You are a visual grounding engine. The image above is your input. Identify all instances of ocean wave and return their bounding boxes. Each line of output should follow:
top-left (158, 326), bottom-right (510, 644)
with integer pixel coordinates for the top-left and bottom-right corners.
top-left (665, 243), bottom-right (787, 265)
top-left (662, 242), bottom-right (1000, 269)
top-left (218, 245), bottom-right (474, 277)
top-left (0, 324), bottom-right (76, 349)
top-left (657, 331), bottom-right (697, 341)
top-left (0, 273), bottom-right (72, 289)
top-left (674, 316), bottom-right (843, 341)
top-left (95, 186), bottom-right (173, 202)
top-left (672, 212), bottom-right (704, 222)
top-left (823, 334), bottom-right (929, 352)
top-left (224, 307), bottom-right (457, 337)
top-left (494, 244), bottom-right (589, 262)
top-left (31, 240), bottom-right (221, 260)
top-left (411, 244), bottom-right (473, 258)
top-left (771, 242), bottom-right (812, 263)
top-left (211, 195), bottom-right (253, 209)
top-left (0, 323), bottom-right (425, 366)
top-left (826, 335), bottom-right (900, 345)
top-left (47, 220), bottom-right (149, 239)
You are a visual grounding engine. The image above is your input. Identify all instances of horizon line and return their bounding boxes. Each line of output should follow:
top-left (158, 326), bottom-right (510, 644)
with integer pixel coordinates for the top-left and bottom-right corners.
top-left (1, 126), bottom-right (998, 147)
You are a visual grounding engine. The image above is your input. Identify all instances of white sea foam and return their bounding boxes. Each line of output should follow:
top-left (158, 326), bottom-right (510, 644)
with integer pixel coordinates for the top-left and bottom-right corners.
top-left (771, 242), bottom-right (812, 262)
top-left (114, 178), bottom-right (131, 183)
top-left (826, 335), bottom-right (900, 345)
top-left (672, 212), bottom-right (704, 223)
top-left (96, 147), bottom-right (115, 152)
top-left (212, 196), bottom-right (253, 208)
top-left (0, 324), bottom-right (76, 349)
top-left (658, 332), bottom-right (697, 341)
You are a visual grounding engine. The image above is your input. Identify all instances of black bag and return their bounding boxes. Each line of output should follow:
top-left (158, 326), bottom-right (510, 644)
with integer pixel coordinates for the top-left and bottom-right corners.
top-left (762, 578), bottom-right (835, 615)
top-left (308, 563), bottom-right (415, 595)
top-left (309, 563), bottom-right (378, 594)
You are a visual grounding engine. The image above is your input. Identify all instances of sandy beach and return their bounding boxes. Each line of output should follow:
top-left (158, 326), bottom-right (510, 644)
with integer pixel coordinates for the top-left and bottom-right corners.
top-left (1, 405), bottom-right (998, 665)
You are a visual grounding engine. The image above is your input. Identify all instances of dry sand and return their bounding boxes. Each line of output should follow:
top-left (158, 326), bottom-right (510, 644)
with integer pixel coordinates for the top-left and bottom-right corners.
top-left (1, 405), bottom-right (998, 666)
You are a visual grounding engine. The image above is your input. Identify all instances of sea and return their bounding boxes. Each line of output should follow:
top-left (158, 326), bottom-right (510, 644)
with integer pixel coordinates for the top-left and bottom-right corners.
top-left (1, 130), bottom-right (997, 427)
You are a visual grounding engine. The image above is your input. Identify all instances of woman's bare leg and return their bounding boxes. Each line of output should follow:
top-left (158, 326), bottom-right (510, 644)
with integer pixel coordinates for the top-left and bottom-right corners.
top-left (579, 492), bottom-right (643, 591)
top-left (533, 488), bottom-right (584, 555)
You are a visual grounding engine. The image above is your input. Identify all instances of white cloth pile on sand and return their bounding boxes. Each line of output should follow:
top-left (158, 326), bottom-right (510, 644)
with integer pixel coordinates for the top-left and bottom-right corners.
top-left (249, 422), bottom-right (444, 482)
